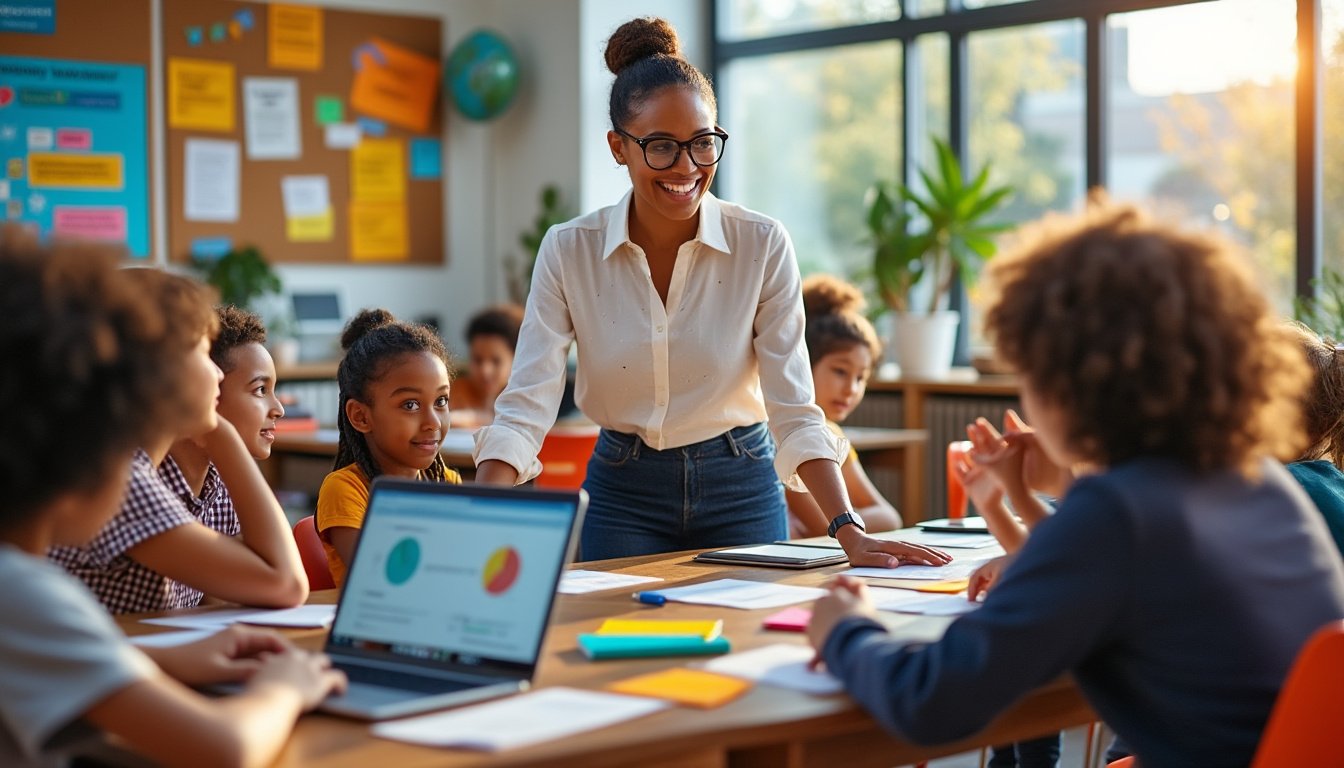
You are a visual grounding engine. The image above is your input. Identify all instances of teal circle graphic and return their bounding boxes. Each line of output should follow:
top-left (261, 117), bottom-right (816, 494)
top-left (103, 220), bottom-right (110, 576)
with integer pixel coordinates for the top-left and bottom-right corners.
top-left (385, 537), bottom-right (421, 585)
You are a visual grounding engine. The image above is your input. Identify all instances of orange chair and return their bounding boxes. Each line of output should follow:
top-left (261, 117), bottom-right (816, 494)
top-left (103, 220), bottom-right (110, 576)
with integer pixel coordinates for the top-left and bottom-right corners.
top-left (292, 514), bottom-right (335, 591)
top-left (535, 426), bottom-right (600, 490)
top-left (1250, 619), bottom-right (1344, 767)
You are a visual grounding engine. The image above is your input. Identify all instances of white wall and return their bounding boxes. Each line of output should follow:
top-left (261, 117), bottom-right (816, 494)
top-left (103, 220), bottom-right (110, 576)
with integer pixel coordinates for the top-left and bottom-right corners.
top-left (162, 0), bottom-right (706, 353)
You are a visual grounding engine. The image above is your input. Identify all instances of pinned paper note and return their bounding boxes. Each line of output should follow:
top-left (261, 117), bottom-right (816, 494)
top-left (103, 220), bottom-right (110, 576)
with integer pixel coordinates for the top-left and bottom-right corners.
top-left (314, 95), bottom-right (343, 125)
top-left (350, 138), bottom-right (404, 202)
top-left (324, 122), bottom-right (361, 150)
top-left (287, 209), bottom-right (333, 241)
top-left (209, 22), bottom-right (226, 42)
top-left (168, 57), bottom-right (235, 132)
top-left (244, 78), bottom-right (301, 160)
top-left (349, 200), bottom-right (406, 260)
top-left (185, 26), bottom-right (203, 46)
top-left (349, 37), bottom-right (440, 133)
top-left (281, 175), bottom-right (329, 217)
top-left (355, 116), bottom-right (387, 137)
top-left (190, 236), bottom-right (232, 259)
top-left (269, 4), bottom-right (323, 70)
top-left (410, 137), bottom-right (440, 179)
top-left (608, 668), bottom-right (751, 709)
top-left (184, 139), bottom-right (239, 222)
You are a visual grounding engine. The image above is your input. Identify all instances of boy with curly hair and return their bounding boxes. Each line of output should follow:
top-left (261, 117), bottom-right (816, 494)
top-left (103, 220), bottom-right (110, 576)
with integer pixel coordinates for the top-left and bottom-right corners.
top-left (807, 200), bottom-right (1344, 767)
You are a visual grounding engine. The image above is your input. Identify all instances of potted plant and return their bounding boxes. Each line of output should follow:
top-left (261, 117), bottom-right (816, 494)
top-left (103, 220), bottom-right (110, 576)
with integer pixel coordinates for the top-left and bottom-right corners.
top-left (865, 138), bottom-right (1012, 378)
top-left (505, 184), bottom-right (573, 304)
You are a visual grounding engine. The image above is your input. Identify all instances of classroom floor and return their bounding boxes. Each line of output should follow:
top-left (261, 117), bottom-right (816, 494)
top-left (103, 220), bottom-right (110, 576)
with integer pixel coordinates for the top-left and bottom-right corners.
top-left (924, 725), bottom-right (1101, 768)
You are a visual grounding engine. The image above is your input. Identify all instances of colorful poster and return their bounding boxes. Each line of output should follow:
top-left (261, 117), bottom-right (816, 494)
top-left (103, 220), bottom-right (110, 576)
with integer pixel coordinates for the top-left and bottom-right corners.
top-left (350, 138), bottom-right (404, 203)
top-left (269, 5), bottom-right (323, 71)
top-left (0, 55), bottom-right (150, 257)
top-left (349, 37), bottom-right (440, 133)
top-left (243, 77), bottom-right (301, 159)
top-left (349, 200), bottom-right (406, 260)
top-left (0, 1), bottom-right (55, 35)
top-left (168, 57), bottom-right (235, 132)
top-left (183, 138), bottom-right (239, 222)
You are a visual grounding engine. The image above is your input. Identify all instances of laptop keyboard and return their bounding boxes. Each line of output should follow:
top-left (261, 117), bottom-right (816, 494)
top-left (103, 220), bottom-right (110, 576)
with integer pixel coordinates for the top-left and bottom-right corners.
top-left (340, 664), bottom-right (479, 694)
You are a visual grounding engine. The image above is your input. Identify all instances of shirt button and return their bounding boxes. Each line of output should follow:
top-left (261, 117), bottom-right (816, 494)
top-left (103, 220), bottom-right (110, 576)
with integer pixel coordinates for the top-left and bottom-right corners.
top-left (655, 325), bottom-right (664, 333)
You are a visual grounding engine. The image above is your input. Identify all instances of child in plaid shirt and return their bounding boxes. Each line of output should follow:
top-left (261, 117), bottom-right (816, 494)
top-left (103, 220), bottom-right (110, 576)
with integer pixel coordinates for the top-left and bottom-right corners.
top-left (50, 272), bottom-right (307, 614)
top-left (0, 228), bottom-right (343, 768)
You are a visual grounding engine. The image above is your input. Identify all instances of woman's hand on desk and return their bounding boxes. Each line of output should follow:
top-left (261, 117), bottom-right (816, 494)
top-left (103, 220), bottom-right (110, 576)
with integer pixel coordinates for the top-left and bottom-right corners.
top-left (837, 525), bottom-right (952, 568)
top-left (807, 575), bottom-right (878, 656)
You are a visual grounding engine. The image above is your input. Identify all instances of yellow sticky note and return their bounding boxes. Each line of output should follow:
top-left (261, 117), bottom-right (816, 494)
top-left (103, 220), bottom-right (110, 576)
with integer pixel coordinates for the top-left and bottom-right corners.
top-left (349, 201), bottom-right (406, 261)
top-left (913, 579), bottom-right (971, 594)
top-left (268, 5), bottom-right (323, 71)
top-left (350, 139), bottom-right (405, 203)
top-left (27, 153), bottom-right (123, 189)
top-left (597, 619), bottom-right (723, 641)
top-left (607, 668), bottom-right (751, 709)
top-left (287, 208), bottom-right (333, 242)
top-left (349, 37), bottom-right (440, 133)
top-left (168, 58), bottom-right (235, 132)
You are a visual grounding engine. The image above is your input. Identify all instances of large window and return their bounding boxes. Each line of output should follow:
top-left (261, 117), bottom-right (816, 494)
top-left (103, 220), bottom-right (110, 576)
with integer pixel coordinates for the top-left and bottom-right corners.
top-left (714, 0), bottom-right (1333, 350)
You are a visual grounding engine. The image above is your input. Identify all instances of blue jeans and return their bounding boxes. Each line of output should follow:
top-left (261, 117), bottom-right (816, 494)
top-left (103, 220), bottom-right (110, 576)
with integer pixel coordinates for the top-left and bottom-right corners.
top-left (579, 423), bottom-right (787, 561)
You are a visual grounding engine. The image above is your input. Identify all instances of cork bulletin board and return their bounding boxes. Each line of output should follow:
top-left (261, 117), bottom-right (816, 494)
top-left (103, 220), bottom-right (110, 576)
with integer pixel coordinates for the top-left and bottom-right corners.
top-left (161, 0), bottom-right (444, 265)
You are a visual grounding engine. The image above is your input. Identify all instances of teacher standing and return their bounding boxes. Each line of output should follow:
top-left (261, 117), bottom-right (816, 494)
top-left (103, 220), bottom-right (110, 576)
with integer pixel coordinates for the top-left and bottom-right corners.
top-left (474, 16), bottom-right (948, 569)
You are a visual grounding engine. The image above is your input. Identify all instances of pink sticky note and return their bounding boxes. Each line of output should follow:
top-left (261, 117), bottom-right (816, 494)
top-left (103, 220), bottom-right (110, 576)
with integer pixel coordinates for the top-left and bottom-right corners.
top-left (52, 206), bottom-right (127, 242)
top-left (763, 606), bottom-right (812, 632)
top-left (55, 128), bottom-right (92, 151)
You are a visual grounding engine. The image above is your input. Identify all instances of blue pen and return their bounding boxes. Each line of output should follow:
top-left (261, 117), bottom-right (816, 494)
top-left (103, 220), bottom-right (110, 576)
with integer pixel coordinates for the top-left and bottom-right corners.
top-left (633, 591), bottom-right (666, 606)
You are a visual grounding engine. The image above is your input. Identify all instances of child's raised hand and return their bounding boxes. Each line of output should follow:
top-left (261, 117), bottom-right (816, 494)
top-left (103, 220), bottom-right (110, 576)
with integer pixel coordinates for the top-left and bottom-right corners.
top-left (967, 418), bottom-right (1028, 498)
top-left (967, 554), bottom-right (1014, 601)
top-left (806, 575), bottom-right (877, 656)
top-left (952, 454), bottom-right (1004, 514)
top-left (1002, 409), bottom-right (1073, 497)
top-left (247, 648), bottom-right (348, 710)
top-left (148, 625), bottom-right (293, 687)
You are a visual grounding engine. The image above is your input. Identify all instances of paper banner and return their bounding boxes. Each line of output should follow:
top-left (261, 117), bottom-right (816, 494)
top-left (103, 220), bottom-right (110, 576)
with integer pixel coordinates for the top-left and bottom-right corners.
top-left (349, 37), bottom-right (440, 133)
top-left (168, 57), bottom-right (235, 132)
top-left (269, 4), bottom-right (323, 71)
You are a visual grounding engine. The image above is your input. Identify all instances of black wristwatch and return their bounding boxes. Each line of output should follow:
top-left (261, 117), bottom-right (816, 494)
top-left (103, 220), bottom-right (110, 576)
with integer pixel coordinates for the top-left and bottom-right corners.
top-left (827, 510), bottom-right (866, 539)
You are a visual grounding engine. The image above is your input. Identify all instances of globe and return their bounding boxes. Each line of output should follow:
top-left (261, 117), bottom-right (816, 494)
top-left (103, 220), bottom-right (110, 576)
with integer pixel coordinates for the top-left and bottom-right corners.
top-left (446, 29), bottom-right (520, 121)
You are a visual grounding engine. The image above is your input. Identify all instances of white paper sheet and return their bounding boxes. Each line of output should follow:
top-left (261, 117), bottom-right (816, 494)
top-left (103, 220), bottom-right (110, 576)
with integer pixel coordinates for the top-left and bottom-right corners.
top-left (140, 604), bottom-right (335, 630)
top-left (280, 175), bottom-right (330, 217)
top-left (370, 687), bottom-right (670, 751)
top-left (128, 628), bottom-right (219, 648)
top-left (184, 139), bottom-right (239, 222)
top-left (558, 570), bottom-right (663, 595)
top-left (848, 555), bottom-right (998, 582)
top-left (654, 579), bottom-right (826, 610)
top-left (704, 644), bottom-right (843, 695)
top-left (324, 122), bottom-right (361, 149)
top-left (791, 529), bottom-right (1001, 550)
top-left (867, 586), bottom-right (981, 616)
top-left (244, 77), bottom-right (301, 159)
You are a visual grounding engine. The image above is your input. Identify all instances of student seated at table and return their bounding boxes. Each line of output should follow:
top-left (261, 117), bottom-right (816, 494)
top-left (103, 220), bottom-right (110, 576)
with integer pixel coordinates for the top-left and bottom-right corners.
top-left (787, 275), bottom-right (901, 538)
top-left (317, 309), bottom-right (461, 586)
top-left (0, 229), bottom-right (344, 768)
top-left (1285, 321), bottom-right (1344, 557)
top-left (450, 303), bottom-right (524, 429)
top-left (49, 270), bottom-right (308, 614)
top-left (807, 199), bottom-right (1344, 767)
top-left (157, 305), bottom-right (287, 538)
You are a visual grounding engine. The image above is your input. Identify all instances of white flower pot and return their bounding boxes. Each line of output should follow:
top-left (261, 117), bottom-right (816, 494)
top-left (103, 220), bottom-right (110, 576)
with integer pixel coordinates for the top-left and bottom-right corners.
top-left (890, 310), bottom-right (960, 380)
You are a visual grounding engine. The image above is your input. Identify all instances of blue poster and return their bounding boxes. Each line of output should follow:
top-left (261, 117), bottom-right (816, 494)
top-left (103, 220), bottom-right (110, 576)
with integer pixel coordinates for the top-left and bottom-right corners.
top-left (0, 1), bottom-right (55, 35)
top-left (0, 55), bottom-right (150, 258)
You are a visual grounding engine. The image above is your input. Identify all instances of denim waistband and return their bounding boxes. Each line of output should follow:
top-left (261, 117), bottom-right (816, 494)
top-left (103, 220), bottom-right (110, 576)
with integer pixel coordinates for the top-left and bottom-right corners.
top-left (600, 422), bottom-right (768, 459)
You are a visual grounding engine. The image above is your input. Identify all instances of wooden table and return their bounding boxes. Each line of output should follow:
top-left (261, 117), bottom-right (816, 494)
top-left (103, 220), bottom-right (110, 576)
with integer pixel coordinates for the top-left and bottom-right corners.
top-left (120, 550), bottom-right (1092, 767)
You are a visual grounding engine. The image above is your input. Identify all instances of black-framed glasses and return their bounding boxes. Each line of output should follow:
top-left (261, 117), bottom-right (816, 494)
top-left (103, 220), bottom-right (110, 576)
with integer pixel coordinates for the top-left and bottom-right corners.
top-left (614, 127), bottom-right (729, 170)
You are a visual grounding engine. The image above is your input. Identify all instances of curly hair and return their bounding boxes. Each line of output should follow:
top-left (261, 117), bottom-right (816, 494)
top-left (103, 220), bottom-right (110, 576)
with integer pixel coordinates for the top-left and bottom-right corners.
top-left (605, 17), bottom-right (716, 131)
top-left (211, 304), bottom-right (268, 372)
top-left (982, 198), bottom-right (1309, 475)
top-left (465, 303), bottom-right (525, 351)
top-left (1286, 321), bottom-right (1344, 467)
top-left (335, 308), bottom-right (454, 482)
top-left (802, 274), bottom-right (882, 368)
top-left (0, 227), bottom-right (181, 524)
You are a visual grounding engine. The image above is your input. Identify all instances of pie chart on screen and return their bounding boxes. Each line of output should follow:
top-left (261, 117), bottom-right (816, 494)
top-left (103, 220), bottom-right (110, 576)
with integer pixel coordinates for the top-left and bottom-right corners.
top-left (385, 538), bottom-right (421, 585)
top-left (482, 546), bottom-right (521, 595)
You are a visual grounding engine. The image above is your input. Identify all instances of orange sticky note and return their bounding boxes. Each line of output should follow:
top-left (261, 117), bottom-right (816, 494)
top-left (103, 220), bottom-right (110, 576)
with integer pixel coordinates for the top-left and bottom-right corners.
top-left (912, 579), bottom-right (970, 593)
top-left (607, 668), bottom-right (751, 709)
top-left (349, 37), bottom-right (440, 133)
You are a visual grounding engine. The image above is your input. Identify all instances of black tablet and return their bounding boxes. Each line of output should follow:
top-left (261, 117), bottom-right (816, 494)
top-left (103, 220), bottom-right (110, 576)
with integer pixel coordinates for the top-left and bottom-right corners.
top-left (693, 543), bottom-right (850, 569)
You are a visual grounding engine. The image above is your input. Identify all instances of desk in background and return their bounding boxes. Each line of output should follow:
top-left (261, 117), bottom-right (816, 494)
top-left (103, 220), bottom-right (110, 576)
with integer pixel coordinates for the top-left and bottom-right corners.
top-left (118, 548), bottom-right (1092, 767)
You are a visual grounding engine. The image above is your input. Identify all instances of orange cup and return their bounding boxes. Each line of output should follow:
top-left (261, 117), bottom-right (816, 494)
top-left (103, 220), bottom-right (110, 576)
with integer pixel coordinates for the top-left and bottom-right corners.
top-left (946, 440), bottom-right (973, 520)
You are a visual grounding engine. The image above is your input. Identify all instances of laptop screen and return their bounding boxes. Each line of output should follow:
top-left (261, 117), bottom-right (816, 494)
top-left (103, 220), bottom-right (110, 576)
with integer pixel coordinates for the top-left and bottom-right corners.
top-left (328, 482), bottom-right (580, 674)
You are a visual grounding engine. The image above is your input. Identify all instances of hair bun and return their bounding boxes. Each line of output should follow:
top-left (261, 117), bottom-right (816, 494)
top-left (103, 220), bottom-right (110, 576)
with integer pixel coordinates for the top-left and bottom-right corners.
top-left (803, 274), bottom-right (866, 318)
top-left (604, 17), bottom-right (681, 75)
top-left (341, 308), bottom-right (396, 350)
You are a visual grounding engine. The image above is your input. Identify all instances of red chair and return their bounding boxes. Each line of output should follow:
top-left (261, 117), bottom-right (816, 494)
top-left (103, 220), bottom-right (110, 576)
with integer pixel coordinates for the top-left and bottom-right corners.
top-left (291, 514), bottom-right (335, 591)
top-left (535, 426), bottom-right (600, 490)
top-left (1250, 619), bottom-right (1344, 767)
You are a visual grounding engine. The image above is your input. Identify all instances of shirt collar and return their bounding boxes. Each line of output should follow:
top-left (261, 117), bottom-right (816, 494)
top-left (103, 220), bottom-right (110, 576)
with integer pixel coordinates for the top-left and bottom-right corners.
top-left (601, 189), bottom-right (732, 260)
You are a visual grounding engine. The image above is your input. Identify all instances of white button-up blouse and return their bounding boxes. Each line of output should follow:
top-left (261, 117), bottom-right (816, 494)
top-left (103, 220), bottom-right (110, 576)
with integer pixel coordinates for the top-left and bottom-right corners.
top-left (472, 191), bottom-right (845, 490)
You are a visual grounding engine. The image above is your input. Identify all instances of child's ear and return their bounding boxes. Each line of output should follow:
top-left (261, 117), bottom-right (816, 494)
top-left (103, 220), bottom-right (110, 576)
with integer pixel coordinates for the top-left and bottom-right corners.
top-left (345, 399), bottom-right (374, 434)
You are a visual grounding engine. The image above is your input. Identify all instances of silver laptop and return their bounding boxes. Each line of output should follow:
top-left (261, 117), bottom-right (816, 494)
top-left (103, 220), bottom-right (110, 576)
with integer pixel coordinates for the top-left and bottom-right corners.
top-left (319, 478), bottom-right (587, 720)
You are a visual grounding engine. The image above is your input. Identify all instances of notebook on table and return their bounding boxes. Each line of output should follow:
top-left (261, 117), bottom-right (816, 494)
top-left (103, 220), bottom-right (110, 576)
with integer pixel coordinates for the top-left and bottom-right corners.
top-left (319, 478), bottom-right (587, 720)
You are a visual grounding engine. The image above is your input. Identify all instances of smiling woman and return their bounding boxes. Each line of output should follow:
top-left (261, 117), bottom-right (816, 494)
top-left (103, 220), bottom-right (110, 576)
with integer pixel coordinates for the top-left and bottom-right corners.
top-left (472, 16), bottom-right (950, 572)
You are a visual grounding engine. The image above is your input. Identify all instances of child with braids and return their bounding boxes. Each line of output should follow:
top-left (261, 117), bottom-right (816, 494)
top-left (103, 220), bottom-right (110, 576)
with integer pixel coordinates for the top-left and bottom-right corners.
top-left (316, 309), bottom-right (461, 586)
top-left (787, 275), bottom-right (902, 538)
